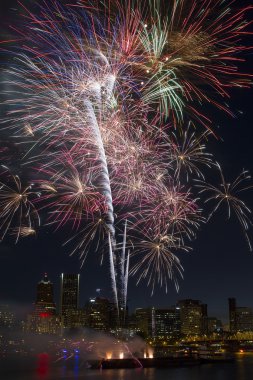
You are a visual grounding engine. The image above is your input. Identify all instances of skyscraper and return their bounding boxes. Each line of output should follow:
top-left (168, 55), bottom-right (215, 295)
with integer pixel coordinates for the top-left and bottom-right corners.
top-left (228, 298), bottom-right (237, 333)
top-left (235, 307), bottom-right (253, 332)
top-left (177, 299), bottom-right (207, 336)
top-left (135, 308), bottom-right (155, 338)
top-left (154, 307), bottom-right (181, 338)
top-left (34, 273), bottom-right (56, 317)
top-left (36, 273), bottom-right (54, 305)
top-left (60, 274), bottom-right (80, 327)
top-left (27, 273), bottom-right (62, 334)
top-left (84, 297), bottom-right (111, 331)
top-left (228, 298), bottom-right (253, 333)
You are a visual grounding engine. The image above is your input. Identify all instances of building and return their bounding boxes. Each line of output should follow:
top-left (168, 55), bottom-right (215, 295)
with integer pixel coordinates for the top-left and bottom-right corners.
top-left (35, 273), bottom-right (56, 316)
top-left (177, 299), bottom-right (207, 336)
top-left (0, 305), bottom-right (15, 329)
top-left (60, 274), bottom-right (80, 327)
top-left (26, 313), bottom-right (62, 335)
top-left (207, 317), bottom-right (223, 334)
top-left (84, 297), bottom-right (111, 331)
top-left (27, 274), bottom-right (62, 334)
top-left (236, 307), bottom-right (253, 332)
top-left (228, 298), bottom-right (253, 333)
top-left (228, 298), bottom-right (237, 333)
top-left (154, 307), bottom-right (180, 339)
top-left (63, 309), bottom-right (85, 329)
top-left (135, 308), bottom-right (155, 338)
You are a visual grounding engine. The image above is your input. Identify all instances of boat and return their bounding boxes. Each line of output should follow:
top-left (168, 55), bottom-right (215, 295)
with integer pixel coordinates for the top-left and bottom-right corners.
top-left (197, 346), bottom-right (234, 363)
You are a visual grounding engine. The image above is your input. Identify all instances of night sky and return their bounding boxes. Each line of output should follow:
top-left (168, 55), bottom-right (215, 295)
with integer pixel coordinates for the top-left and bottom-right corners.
top-left (0, 0), bottom-right (253, 323)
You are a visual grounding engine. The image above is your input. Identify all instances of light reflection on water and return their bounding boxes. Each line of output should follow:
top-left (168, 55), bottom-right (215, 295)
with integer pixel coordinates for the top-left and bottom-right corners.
top-left (2, 353), bottom-right (253, 380)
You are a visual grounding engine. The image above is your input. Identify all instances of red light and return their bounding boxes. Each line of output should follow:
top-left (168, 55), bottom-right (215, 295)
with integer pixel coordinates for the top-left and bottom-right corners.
top-left (36, 353), bottom-right (49, 376)
top-left (39, 312), bottom-right (51, 318)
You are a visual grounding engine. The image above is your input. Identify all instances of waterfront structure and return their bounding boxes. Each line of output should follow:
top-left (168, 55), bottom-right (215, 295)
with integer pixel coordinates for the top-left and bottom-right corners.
top-left (60, 273), bottom-right (80, 327)
top-left (177, 299), bottom-right (208, 336)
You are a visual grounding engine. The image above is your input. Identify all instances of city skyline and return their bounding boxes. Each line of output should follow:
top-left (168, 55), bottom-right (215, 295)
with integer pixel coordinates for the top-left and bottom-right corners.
top-left (0, 0), bottom-right (253, 326)
top-left (2, 271), bottom-right (253, 326)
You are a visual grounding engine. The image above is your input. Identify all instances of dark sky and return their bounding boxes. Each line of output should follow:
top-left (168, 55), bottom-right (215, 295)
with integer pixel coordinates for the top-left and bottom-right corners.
top-left (0, 0), bottom-right (253, 323)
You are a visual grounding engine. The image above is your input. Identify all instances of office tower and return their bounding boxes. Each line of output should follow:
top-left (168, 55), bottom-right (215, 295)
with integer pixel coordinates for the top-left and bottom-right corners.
top-left (236, 307), bottom-right (253, 332)
top-left (37, 273), bottom-right (54, 304)
top-left (35, 273), bottom-right (56, 315)
top-left (154, 307), bottom-right (181, 338)
top-left (135, 308), bottom-right (154, 338)
top-left (228, 298), bottom-right (237, 333)
top-left (177, 299), bottom-right (207, 336)
top-left (60, 274), bottom-right (80, 327)
top-left (27, 274), bottom-right (61, 334)
top-left (84, 297), bottom-right (111, 331)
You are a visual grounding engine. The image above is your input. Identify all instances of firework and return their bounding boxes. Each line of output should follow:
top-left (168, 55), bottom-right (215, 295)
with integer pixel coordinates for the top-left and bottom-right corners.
top-left (168, 123), bottom-right (213, 180)
top-left (197, 164), bottom-right (253, 250)
top-left (0, 166), bottom-right (40, 243)
top-left (36, 151), bottom-right (107, 230)
top-left (129, 226), bottom-right (186, 294)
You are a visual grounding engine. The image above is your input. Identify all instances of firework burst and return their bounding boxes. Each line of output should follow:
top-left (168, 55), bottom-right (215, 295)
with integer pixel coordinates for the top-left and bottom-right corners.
top-left (0, 166), bottom-right (40, 243)
top-left (197, 164), bottom-right (253, 250)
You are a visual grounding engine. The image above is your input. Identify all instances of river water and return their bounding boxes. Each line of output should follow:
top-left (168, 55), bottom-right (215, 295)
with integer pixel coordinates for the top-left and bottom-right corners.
top-left (1, 353), bottom-right (253, 380)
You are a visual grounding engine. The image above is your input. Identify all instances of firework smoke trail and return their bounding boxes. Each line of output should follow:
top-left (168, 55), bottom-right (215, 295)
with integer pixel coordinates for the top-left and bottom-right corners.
top-left (108, 233), bottom-right (119, 314)
top-left (81, 72), bottom-right (119, 308)
top-left (84, 101), bottom-right (115, 237)
top-left (120, 220), bottom-right (129, 321)
top-left (123, 249), bottom-right (130, 321)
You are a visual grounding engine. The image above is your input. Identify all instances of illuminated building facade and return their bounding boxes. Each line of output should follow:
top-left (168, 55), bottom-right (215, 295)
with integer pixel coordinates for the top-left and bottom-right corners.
top-left (84, 297), bottom-right (111, 331)
top-left (154, 307), bottom-right (181, 338)
top-left (229, 298), bottom-right (253, 333)
top-left (60, 273), bottom-right (80, 327)
top-left (35, 273), bottom-right (56, 316)
top-left (236, 307), bottom-right (253, 332)
top-left (0, 305), bottom-right (15, 329)
top-left (177, 299), bottom-right (207, 336)
top-left (27, 274), bottom-right (62, 334)
top-left (135, 308), bottom-right (155, 338)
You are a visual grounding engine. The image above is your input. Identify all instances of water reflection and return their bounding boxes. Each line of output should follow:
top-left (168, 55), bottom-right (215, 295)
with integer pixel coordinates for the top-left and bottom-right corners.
top-left (36, 353), bottom-right (49, 378)
top-left (3, 352), bottom-right (253, 380)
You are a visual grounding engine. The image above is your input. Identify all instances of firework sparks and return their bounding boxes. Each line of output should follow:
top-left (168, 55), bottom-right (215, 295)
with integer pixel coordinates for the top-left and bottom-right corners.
top-left (129, 227), bottom-right (186, 294)
top-left (0, 166), bottom-right (40, 243)
top-left (197, 164), bottom-right (253, 250)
